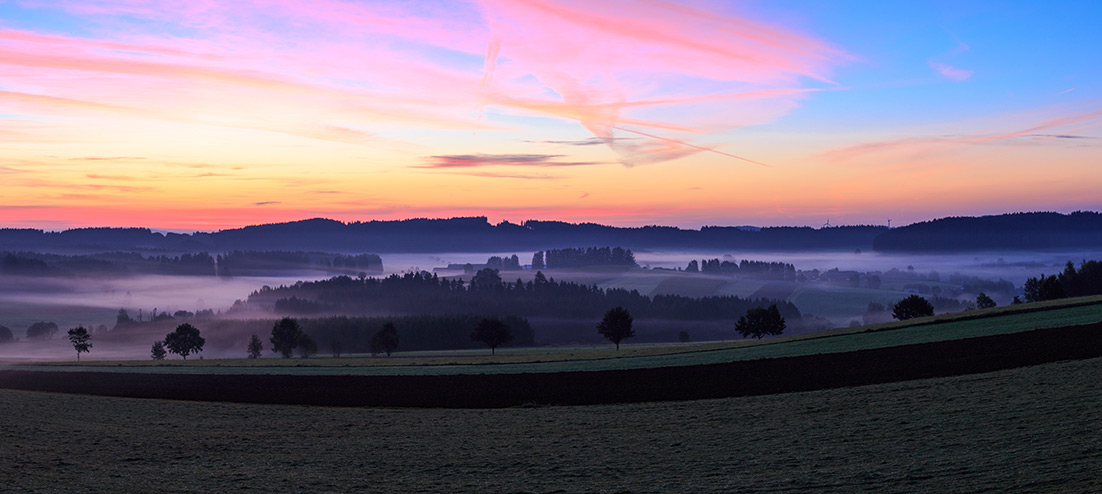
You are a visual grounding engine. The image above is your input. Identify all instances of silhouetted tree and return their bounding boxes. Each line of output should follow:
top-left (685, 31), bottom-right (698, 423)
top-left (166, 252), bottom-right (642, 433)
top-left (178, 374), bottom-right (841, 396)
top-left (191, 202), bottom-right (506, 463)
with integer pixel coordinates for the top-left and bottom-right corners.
top-left (470, 318), bottom-right (512, 355)
top-left (0, 325), bottom-right (12, 344)
top-left (114, 309), bottom-right (134, 330)
top-left (247, 334), bottom-right (263, 358)
top-left (370, 322), bottom-right (400, 356)
top-left (597, 306), bottom-right (634, 350)
top-left (164, 323), bottom-right (205, 360)
top-left (531, 251), bottom-right (545, 270)
top-left (976, 293), bottom-right (996, 309)
top-left (735, 304), bottom-right (786, 339)
top-left (1024, 274), bottom-right (1065, 303)
top-left (25, 321), bottom-right (58, 341)
top-left (329, 339), bottom-right (342, 358)
top-left (151, 340), bottom-right (167, 360)
top-left (470, 268), bottom-right (502, 290)
top-left (678, 330), bottom-right (691, 343)
top-left (67, 326), bottom-right (92, 361)
top-left (270, 317), bottom-right (302, 358)
top-left (685, 260), bottom-right (699, 272)
top-left (297, 333), bottom-right (318, 358)
top-left (892, 295), bottom-right (934, 320)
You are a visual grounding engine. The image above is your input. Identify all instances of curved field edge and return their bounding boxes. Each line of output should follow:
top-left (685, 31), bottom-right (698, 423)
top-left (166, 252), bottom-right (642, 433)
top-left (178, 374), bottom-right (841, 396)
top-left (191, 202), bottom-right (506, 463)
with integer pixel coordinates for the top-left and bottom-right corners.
top-left (3, 359), bottom-right (1099, 493)
top-left (13, 296), bottom-right (1102, 376)
top-left (1, 322), bottom-right (1099, 408)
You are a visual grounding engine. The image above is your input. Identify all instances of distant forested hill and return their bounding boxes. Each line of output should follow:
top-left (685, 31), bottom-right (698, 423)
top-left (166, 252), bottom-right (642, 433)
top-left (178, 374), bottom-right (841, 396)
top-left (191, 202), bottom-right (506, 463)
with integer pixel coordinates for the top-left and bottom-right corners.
top-left (0, 217), bottom-right (885, 254)
top-left (3, 211), bottom-right (1098, 254)
top-left (872, 212), bottom-right (1102, 252)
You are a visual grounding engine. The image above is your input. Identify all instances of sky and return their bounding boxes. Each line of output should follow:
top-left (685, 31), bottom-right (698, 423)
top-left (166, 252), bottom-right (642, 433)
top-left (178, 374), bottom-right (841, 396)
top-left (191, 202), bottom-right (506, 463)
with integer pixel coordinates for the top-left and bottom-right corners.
top-left (1, 0), bottom-right (1100, 231)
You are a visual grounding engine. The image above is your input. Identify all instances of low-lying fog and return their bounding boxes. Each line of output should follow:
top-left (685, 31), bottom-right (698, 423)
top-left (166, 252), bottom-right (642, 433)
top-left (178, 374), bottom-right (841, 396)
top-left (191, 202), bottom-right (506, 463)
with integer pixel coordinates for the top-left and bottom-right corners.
top-left (2, 248), bottom-right (1098, 361)
top-left (385, 249), bottom-right (1102, 286)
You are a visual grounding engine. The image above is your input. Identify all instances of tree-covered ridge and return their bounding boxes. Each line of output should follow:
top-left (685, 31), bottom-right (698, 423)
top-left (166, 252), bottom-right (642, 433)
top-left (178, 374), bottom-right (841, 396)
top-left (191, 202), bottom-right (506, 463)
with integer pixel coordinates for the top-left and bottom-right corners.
top-left (873, 211), bottom-right (1102, 252)
top-left (0, 216), bottom-right (888, 253)
top-left (0, 250), bottom-right (381, 277)
top-left (246, 270), bottom-right (802, 321)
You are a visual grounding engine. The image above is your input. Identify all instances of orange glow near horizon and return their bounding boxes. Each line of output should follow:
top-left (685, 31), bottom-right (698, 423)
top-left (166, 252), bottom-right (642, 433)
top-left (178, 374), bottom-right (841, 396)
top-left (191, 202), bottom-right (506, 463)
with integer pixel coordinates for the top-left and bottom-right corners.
top-left (1, 1), bottom-right (1100, 231)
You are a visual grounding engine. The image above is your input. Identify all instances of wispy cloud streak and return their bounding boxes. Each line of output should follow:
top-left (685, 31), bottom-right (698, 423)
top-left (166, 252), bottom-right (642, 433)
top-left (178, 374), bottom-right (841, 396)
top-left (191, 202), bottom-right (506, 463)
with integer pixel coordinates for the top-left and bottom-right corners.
top-left (417, 154), bottom-right (609, 168)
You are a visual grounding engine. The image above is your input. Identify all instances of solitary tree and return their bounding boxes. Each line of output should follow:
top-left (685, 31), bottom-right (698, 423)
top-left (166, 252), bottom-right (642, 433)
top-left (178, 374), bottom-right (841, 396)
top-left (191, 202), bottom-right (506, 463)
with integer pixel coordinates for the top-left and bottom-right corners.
top-left (370, 322), bottom-right (400, 356)
top-left (892, 295), bottom-right (935, 320)
top-left (735, 304), bottom-right (786, 339)
top-left (164, 323), bottom-right (205, 360)
top-left (270, 317), bottom-right (302, 358)
top-left (470, 318), bottom-right (512, 355)
top-left (976, 293), bottom-right (997, 309)
top-left (67, 326), bottom-right (92, 361)
top-left (678, 330), bottom-right (691, 343)
top-left (296, 333), bottom-right (318, 358)
top-left (597, 306), bottom-right (635, 350)
top-left (247, 334), bottom-right (263, 359)
top-left (151, 340), bottom-right (167, 360)
top-left (0, 325), bottom-right (13, 344)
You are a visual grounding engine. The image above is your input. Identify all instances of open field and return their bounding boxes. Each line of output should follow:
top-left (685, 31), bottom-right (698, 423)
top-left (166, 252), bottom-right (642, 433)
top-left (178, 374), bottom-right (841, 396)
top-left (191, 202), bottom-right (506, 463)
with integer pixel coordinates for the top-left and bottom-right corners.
top-left (3, 320), bottom-right (1099, 407)
top-left (2, 357), bottom-right (1099, 493)
top-left (11, 296), bottom-right (1100, 376)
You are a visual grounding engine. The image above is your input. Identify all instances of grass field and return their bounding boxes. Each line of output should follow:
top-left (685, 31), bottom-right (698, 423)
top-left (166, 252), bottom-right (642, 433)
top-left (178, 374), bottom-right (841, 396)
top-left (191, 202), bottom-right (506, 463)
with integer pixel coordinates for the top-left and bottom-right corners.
top-left (2, 357), bottom-right (1098, 493)
top-left (18, 296), bottom-right (1101, 377)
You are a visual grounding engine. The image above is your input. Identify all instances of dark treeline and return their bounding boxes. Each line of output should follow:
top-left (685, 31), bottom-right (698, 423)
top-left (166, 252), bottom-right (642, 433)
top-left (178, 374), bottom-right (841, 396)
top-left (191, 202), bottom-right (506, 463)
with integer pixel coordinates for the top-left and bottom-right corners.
top-left (0, 251), bottom-right (381, 277)
top-left (537, 247), bottom-right (637, 270)
top-left (106, 313), bottom-right (533, 353)
top-left (245, 270), bottom-right (803, 321)
top-left (686, 258), bottom-right (796, 280)
top-left (1024, 260), bottom-right (1102, 303)
top-left (301, 315), bottom-right (534, 352)
top-left (874, 211), bottom-right (1102, 252)
top-left (0, 217), bottom-right (886, 253)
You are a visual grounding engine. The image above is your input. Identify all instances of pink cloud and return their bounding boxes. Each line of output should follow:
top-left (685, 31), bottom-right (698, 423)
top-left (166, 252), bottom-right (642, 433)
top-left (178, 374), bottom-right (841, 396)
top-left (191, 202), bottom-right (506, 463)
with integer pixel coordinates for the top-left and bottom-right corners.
top-left (2, 1), bottom-right (849, 166)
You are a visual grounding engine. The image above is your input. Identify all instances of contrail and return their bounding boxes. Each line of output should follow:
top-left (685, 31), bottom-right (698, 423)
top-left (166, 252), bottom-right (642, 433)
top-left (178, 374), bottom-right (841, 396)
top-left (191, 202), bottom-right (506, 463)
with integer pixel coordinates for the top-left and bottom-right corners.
top-left (611, 126), bottom-right (771, 167)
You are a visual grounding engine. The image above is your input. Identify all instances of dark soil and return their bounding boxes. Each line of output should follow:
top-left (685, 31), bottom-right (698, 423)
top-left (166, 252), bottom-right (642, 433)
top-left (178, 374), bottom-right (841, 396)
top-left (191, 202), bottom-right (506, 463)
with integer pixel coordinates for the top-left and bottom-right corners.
top-left (1, 358), bottom-right (1099, 493)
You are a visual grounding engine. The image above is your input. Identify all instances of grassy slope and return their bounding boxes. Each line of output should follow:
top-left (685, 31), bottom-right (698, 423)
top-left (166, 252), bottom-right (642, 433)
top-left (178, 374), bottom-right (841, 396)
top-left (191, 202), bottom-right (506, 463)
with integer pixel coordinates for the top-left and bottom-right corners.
top-left (1, 357), bottom-right (1098, 493)
top-left (19, 295), bottom-right (1102, 376)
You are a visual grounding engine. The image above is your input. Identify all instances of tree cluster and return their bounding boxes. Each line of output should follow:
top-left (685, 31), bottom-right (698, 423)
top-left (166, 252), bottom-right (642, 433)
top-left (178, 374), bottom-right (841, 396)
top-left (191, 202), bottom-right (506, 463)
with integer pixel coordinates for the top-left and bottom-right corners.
top-left (540, 247), bottom-right (637, 269)
top-left (1024, 260), bottom-right (1102, 303)
top-left (248, 270), bottom-right (802, 323)
top-left (485, 255), bottom-right (521, 271)
top-left (686, 258), bottom-right (796, 280)
top-left (25, 322), bottom-right (58, 341)
top-left (735, 305), bottom-right (786, 339)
